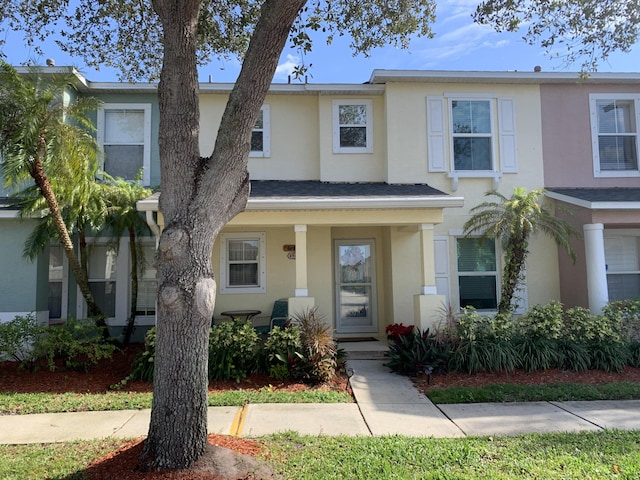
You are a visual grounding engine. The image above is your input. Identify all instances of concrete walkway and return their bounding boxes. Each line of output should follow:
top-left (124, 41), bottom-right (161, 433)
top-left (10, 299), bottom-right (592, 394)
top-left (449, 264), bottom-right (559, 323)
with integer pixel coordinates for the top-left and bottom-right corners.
top-left (1, 352), bottom-right (640, 444)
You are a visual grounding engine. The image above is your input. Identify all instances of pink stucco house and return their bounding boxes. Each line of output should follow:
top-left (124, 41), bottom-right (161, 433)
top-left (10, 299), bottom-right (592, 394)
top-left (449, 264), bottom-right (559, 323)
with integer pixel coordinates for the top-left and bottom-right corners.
top-left (541, 75), bottom-right (640, 312)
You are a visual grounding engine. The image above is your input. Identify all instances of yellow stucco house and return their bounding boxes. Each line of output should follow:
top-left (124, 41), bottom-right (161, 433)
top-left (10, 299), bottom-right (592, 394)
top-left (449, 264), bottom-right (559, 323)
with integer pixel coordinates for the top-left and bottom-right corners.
top-left (135, 70), bottom-right (566, 339)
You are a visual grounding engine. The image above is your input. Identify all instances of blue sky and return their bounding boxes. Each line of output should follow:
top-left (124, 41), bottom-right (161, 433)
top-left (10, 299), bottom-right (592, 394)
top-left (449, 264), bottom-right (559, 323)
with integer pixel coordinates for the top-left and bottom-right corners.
top-left (3, 0), bottom-right (640, 83)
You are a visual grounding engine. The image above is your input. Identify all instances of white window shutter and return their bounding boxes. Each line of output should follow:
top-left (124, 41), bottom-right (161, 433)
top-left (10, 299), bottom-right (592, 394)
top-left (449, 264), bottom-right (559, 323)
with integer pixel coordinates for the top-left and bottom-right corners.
top-left (434, 236), bottom-right (450, 303)
top-left (498, 98), bottom-right (517, 173)
top-left (427, 97), bottom-right (447, 172)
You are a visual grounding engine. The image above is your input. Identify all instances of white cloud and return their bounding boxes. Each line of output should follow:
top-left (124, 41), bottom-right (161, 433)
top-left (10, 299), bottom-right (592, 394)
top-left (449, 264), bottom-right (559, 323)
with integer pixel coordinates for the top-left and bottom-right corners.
top-left (274, 54), bottom-right (299, 80)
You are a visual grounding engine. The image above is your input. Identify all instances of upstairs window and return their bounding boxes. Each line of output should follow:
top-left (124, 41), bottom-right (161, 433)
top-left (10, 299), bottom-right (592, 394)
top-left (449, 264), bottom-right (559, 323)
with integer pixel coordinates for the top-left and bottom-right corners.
top-left (591, 95), bottom-right (640, 177)
top-left (97, 104), bottom-right (151, 184)
top-left (427, 96), bottom-right (516, 190)
top-left (219, 232), bottom-right (266, 294)
top-left (332, 100), bottom-right (373, 153)
top-left (249, 105), bottom-right (270, 157)
top-left (451, 100), bottom-right (493, 171)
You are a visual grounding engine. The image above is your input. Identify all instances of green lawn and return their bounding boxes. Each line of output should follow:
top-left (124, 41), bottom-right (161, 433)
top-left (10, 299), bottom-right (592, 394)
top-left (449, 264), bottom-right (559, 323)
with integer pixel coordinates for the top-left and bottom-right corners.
top-left (426, 381), bottom-right (640, 404)
top-left (0, 388), bottom-right (351, 414)
top-left (1, 431), bottom-right (638, 479)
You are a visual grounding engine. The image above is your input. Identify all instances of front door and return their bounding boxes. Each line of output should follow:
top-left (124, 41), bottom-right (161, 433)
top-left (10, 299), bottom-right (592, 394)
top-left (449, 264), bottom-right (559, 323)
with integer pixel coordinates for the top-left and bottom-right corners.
top-left (335, 240), bottom-right (377, 333)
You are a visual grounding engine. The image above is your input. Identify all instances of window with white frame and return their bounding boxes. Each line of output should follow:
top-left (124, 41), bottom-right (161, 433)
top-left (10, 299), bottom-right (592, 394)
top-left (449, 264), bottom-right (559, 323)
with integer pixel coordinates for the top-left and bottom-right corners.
top-left (456, 237), bottom-right (498, 310)
top-left (48, 245), bottom-right (64, 320)
top-left (97, 104), bottom-right (152, 184)
top-left (88, 245), bottom-right (118, 317)
top-left (427, 96), bottom-right (517, 189)
top-left (219, 232), bottom-right (266, 294)
top-left (136, 245), bottom-right (157, 316)
top-left (249, 105), bottom-right (270, 157)
top-left (605, 235), bottom-right (640, 301)
top-left (332, 100), bottom-right (373, 153)
top-left (590, 95), bottom-right (640, 177)
top-left (451, 99), bottom-right (493, 171)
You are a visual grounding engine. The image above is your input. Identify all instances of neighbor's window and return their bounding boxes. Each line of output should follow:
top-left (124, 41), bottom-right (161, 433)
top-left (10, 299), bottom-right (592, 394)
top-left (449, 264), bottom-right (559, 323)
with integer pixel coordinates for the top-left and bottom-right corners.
top-left (48, 245), bottom-right (64, 320)
top-left (332, 100), bottom-right (373, 153)
top-left (97, 104), bottom-right (151, 184)
top-left (219, 232), bottom-right (266, 294)
top-left (451, 99), bottom-right (493, 171)
top-left (136, 245), bottom-right (157, 316)
top-left (456, 237), bottom-right (498, 310)
top-left (605, 235), bottom-right (640, 301)
top-left (88, 245), bottom-right (118, 318)
top-left (591, 95), bottom-right (640, 177)
top-left (249, 105), bottom-right (270, 157)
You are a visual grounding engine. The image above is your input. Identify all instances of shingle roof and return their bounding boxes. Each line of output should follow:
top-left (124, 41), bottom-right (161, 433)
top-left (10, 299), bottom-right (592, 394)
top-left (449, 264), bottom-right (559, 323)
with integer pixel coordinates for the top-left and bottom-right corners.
top-left (547, 188), bottom-right (640, 203)
top-left (249, 180), bottom-right (448, 198)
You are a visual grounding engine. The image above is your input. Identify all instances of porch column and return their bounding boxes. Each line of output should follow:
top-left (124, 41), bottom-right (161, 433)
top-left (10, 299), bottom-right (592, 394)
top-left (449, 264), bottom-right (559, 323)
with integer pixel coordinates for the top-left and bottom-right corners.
top-left (414, 224), bottom-right (445, 331)
top-left (418, 224), bottom-right (438, 294)
top-left (294, 225), bottom-right (308, 297)
top-left (289, 225), bottom-right (315, 321)
top-left (584, 223), bottom-right (608, 314)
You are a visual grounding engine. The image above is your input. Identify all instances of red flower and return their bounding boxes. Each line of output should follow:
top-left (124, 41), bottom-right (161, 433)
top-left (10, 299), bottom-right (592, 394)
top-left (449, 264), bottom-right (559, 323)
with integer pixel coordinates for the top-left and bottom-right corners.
top-left (385, 323), bottom-right (415, 337)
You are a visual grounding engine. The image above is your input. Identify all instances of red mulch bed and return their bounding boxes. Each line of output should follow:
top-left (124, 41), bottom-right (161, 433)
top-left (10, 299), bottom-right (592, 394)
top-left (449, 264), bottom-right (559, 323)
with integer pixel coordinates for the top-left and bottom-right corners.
top-left (413, 366), bottom-right (640, 395)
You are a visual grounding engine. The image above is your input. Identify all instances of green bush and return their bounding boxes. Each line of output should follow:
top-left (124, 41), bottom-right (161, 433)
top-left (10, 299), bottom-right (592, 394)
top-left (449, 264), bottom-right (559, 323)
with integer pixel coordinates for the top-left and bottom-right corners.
top-left (0, 314), bottom-right (44, 367)
top-left (208, 320), bottom-right (260, 382)
top-left (515, 336), bottom-right (562, 372)
top-left (556, 339), bottom-right (591, 372)
top-left (385, 328), bottom-right (450, 376)
top-left (628, 341), bottom-right (640, 368)
top-left (588, 341), bottom-right (629, 373)
top-left (32, 318), bottom-right (115, 371)
top-left (602, 300), bottom-right (640, 342)
top-left (129, 327), bottom-right (156, 382)
top-left (516, 301), bottom-right (564, 340)
top-left (261, 325), bottom-right (304, 379)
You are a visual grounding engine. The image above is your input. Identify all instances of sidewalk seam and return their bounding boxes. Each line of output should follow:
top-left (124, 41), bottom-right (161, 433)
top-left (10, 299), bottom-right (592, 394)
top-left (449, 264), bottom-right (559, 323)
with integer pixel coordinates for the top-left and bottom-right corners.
top-left (548, 401), bottom-right (605, 431)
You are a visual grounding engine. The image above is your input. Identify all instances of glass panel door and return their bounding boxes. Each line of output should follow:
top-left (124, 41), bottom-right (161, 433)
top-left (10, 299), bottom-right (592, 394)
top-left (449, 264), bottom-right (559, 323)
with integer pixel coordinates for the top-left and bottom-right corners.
top-left (335, 240), bottom-right (377, 333)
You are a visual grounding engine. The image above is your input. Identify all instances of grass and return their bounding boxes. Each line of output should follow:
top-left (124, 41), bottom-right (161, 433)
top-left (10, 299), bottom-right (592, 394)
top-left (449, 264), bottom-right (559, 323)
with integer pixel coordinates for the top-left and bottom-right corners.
top-left (426, 381), bottom-right (640, 404)
top-left (0, 388), bottom-right (351, 414)
top-left (1, 431), bottom-right (639, 479)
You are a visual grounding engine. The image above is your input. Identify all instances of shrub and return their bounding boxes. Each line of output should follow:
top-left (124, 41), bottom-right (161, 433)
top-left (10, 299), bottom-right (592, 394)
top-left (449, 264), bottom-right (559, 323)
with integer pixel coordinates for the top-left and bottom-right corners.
top-left (208, 320), bottom-right (260, 382)
top-left (32, 318), bottom-right (115, 371)
top-left (556, 339), bottom-right (591, 372)
top-left (515, 336), bottom-right (562, 372)
top-left (602, 300), bottom-right (640, 342)
top-left (628, 341), bottom-right (640, 368)
top-left (589, 341), bottom-right (629, 373)
top-left (261, 325), bottom-right (304, 379)
top-left (293, 307), bottom-right (337, 383)
top-left (129, 327), bottom-right (157, 382)
top-left (385, 328), bottom-right (450, 376)
top-left (516, 301), bottom-right (564, 340)
top-left (0, 314), bottom-right (44, 367)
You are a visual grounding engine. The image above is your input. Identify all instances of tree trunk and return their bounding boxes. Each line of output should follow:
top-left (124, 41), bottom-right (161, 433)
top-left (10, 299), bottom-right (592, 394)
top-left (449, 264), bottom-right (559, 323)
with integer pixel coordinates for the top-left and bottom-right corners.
top-left (142, 0), bottom-right (306, 470)
top-left (29, 144), bottom-right (105, 321)
top-left (123, 225), bottom-right (138, 344)
top-left (498, 235), bottom-right (528, 315)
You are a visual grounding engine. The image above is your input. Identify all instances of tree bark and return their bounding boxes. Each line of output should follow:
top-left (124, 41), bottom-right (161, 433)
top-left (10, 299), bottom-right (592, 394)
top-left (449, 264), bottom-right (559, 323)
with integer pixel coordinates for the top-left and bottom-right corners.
top-left (142, 0), bottom-right (307, 470)
top-left (498, 235), bottom-right (528, 315)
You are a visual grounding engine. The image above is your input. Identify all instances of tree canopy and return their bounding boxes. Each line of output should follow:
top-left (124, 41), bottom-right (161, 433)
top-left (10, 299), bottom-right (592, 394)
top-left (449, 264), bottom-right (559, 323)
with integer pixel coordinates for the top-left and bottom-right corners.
top-left (0, 0), bottom-right (436, 81)
top-left (475, 0), bottom-right (640, 71)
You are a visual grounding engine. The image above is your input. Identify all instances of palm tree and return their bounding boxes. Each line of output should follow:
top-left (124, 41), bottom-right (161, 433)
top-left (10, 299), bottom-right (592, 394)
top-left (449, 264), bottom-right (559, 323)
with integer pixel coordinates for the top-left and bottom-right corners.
top-left (101, 172), bottom-right (153, 344)
top-left (0, 62), bottom-right (106, 322)
top-left (463, 187), bottom-right (580, 315)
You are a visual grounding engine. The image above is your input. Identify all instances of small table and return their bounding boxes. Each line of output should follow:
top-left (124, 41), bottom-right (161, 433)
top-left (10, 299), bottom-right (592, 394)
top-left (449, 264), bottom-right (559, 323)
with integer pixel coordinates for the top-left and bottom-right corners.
top-left (220, 310), bottom-right (261, 321)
